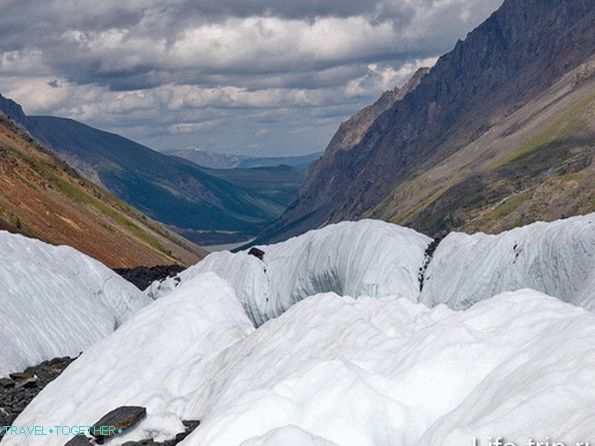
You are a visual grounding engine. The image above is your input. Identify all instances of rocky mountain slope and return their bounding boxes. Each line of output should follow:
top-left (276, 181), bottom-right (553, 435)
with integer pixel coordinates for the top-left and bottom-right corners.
top-left (0, 96), bottom-right (289, 240)
top-left (267, 0), bottom-right (595, 242)
top-left (0, 113), bottom-right (205, 267)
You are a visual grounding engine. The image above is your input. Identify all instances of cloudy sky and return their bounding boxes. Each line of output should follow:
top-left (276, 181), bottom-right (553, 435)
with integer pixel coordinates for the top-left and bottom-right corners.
top-left (0, 0), bottom-right (503, 156)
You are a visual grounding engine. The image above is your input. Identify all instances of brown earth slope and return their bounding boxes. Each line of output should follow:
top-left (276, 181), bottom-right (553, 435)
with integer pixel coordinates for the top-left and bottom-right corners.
top-left (0, 113), bottom-right (206, 268)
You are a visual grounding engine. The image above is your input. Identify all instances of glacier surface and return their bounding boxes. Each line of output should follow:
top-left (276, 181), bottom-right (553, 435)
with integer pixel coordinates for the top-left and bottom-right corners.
top-left (4, 215), bottom-right (595, 446)
top-left (10, 285), bottom-right (595, 446)
top-left (419, 213), bottom-right (595, 310)
top-left (0, 231), bottom-right (150, 377)
top-left (4, 273), bottom-right (254, 445)
top-left (146, 220), bottom-right (431, 325)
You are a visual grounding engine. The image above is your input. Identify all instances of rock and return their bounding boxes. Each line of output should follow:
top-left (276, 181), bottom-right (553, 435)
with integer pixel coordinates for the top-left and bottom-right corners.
top-left (114, 265), bottom-right (185, 290)
top-left (174, 420), bottom-right (200, 442)
top-left (64, 435), bottom-right (93, 446)
top-left (8, 372), bottom-right (34, 381)
top-left (0, 356), bottom-right (75, 441)
top-left (248, 247), bottom-right (265, 261)
top-left (91, 406), bottom-right (147, 443)
top-left (14, 375), bottom-right (38, 389)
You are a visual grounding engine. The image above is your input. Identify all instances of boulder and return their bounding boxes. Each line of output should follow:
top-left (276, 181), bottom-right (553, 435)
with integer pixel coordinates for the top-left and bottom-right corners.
top-left (0, 378), bottom-right (14, 388)
top-left (248, 247), bottom-right (265, 261)
top-left (64, 435), bottom-right (93, 446)
top-left (91, 406), bottom-right (147, 443)
top-left (8, 372), bottom-right (34, 381)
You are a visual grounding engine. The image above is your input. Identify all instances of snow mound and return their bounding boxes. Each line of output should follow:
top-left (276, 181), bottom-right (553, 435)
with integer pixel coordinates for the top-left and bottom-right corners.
top-left (178, 289), bottom-right (595, 446)
top-left (0, 231), bottom-right (150, 377)
top-left (5, 272), bottom-right (254, 445)
top-left (13, 288), bottom-right (595, 445)
top-left (147, 220), bottom-right (431, 325)
top-left (420, 213), bottom-right (595, 310)
top-left (240, 426), bottom-right (339, 446)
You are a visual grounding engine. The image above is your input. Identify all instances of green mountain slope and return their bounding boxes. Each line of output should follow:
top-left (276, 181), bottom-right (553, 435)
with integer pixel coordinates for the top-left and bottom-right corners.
top-left (0, 96), bottom-right (286, 239)
top-left (0, 113), bottom-right (205, 268)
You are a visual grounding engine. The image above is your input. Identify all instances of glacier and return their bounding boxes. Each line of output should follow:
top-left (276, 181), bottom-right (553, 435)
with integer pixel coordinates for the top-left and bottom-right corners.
top-left (3, 215), bottom-right (595, 445)
top-left (419, 213), bottom-right (595, 310)
top-left (9, 284), bottom-right (595, 445)
top-left (4, 273), bottom-right (254, 445)
top-left (0, 231), bottom-right (150, 377)
top-left (146, 220), bottom-right (431, 325)
top-left (148, 215), bottom-right (595, 324)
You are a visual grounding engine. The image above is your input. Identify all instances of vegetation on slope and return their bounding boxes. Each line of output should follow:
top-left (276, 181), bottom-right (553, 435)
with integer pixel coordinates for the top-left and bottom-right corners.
top-left (0, 113), bottom-right (205, 268)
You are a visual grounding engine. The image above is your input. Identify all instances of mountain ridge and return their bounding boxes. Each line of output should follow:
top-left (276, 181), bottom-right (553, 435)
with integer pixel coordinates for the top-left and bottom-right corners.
top-left (0, 112), bottom-right (205, 268)
top-left (0, 96), bottom-right (292, 242)
top-left (165, 148), bottom-right (321, 169)
top-left (266, 0), bottom-right (595, 242)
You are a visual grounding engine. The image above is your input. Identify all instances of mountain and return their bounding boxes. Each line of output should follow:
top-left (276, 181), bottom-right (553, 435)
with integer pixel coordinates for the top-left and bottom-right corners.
top-left (266, 0), bottom-right (595, 242)
top-left (166, 163), bottom-right (307, 245)
top-left (204, 164), bottom-right (307, 212)
top-left (236, 152), bottom-right (321, 169)
top-left (0, 112), bottom-right (205, 267)
top-left (0, 230), bottom-right (150, 377)
top-left (321, 67), bottom-right (429, 161)
top-left (11, 214), bottom-right (595, 445)
top-left (165, 148), bottom-right (321, 169)
top-left (0, 96), bottom-right (290, 242)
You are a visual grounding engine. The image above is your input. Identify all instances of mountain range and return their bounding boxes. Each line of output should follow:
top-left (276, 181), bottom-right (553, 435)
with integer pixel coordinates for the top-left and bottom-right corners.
top-left (264, 0), bottom-right (595, 243)
top-left (0, 112), bottom-right (205, 267)
top-left (0, 96), bottom-right (300, 244)
top-left (165, 148), bottom-right (321, 169)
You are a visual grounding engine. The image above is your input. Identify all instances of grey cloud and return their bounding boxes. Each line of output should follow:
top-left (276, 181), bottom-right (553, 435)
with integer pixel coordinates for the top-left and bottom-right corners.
top-left (0, 0), bottom-right (504, 155)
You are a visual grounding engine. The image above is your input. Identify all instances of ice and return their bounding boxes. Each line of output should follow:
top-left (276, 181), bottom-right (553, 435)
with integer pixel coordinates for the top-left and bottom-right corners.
top-left (146, 220), bottom-right (431, 325)
top-left (4, 272), bottom-right (254, 445)
top-left (420, 213), bottom-right (595, 310)
top-left (240, 425), bottom-right (339, 446)
top-left (10, 287), bottom-right (595, 445)
top-left (5, 215), bottom-right (595, 445)
top-left (0, 231), bottom-right (150, 377)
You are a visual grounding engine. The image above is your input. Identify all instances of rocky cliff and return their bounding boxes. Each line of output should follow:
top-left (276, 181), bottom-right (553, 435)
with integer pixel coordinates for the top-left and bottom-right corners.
top-left (267, 0), bottom-right (595, 241)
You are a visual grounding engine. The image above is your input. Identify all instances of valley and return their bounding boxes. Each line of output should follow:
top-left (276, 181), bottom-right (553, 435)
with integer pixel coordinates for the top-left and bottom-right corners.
top-left (1, 0), bottom-right (595, 444)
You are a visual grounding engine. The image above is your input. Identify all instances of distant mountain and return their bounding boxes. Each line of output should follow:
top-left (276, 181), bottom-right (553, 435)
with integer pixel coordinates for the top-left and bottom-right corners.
top-left (0, 96), bottom-right (289, 242)
top-left (165, 147), bottom-right (321, 169)
top-left (264, 0), bottom-right (595, 243)
top-left (169, 163), bottom-right (307, 245)
top-left (164, 149), bottom-right (244, 169)
top-left (205, 164), bottom-right (306, 211)
top-left (0, 112), bottom-right (205, 268)
top-left (237, 153), bottom-right (321, 169)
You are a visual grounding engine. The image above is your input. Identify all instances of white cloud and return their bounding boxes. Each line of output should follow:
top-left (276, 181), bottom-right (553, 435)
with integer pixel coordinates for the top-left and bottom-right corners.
top-left (0, 0), bottom-right (504, 155)
top-left (168, 120), bottom-right (222, 134)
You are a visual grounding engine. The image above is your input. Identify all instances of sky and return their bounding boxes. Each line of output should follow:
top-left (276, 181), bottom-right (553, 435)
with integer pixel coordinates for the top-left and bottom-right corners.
top-left (0, 0), bottom-right (504, 156)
